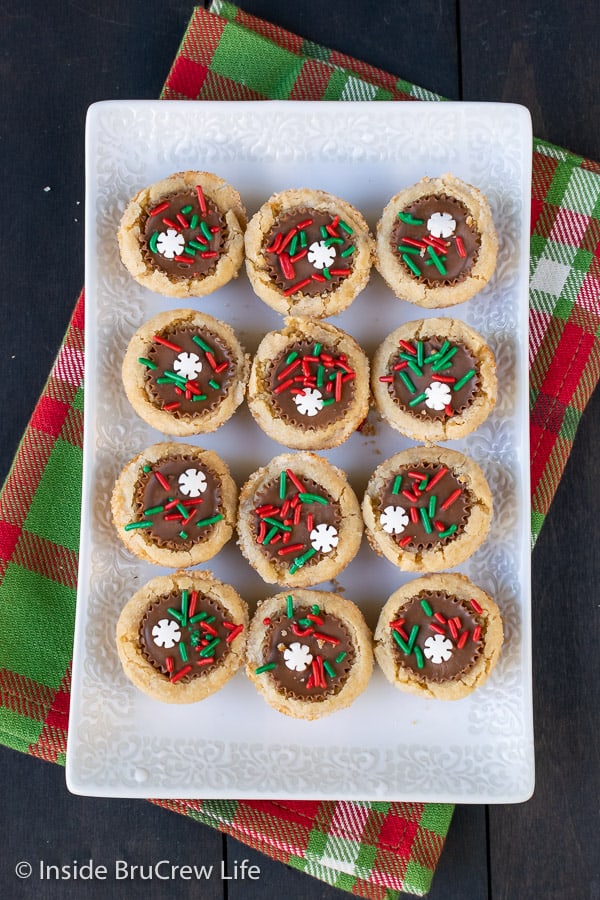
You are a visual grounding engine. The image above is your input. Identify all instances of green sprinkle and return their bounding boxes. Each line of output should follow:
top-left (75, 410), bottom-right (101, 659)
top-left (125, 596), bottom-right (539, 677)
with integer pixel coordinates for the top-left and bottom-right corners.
top-left (335, 651), bottom-right (347, 664)
top-left (414, 646), bottom-right (425, 669)
top-left (289, 234), bottom-right (299, 256)
top-left (262, 517), bottom-right (292, 532)
top-left (420, 507), bottom-right (433, 534)
top-left (180, 590), bottom-right (189, 624)
top-left (398, 244), bottom-right (421, 255)
top-left (192, 394), bottom-right (208, 401)
top-left (200, 220), bottom-right (212, 242)
top-left (149, 231), bottom-right (159, 253)
top-left (392, 474), bottom-right (403, 495)
top-left (397, 211), bottom-right (424, 225)
top-left (192, 334), bottom-right (213, 353)
top-left (190, 214), bottom-right (199, 230)
top-left (124, 520), bottom-right (153, 531)
top-left (438, 524), bottom-right (458, 539)
top-left (299, 229), bottom-right (307, 248)
top-left (285, 350), bottom-right (299, 365)
top-left (178, 530), bottom-right (188, 540)
top-left (181, 205), bottom-right (193, 214)
top-left (402, 253), bottom-right (422, 277)
top-left (142, 465), bottom-right (152, 473)
top-left (189, 612), bottom-right (208, 624)
top-left (196, 514), bottom-right (224, 528)
top-left (143, 505), bottom-right (164, 516)
top-left (138, 357), bottom-right (157, 369)
top-left (407, 359), bottom-right (424, 378)
top-left (179, 642), bottom-right (188, 662)
top-left (289, 547), bottom-right (317, 574)
top-left (311, 604), bottom-right (320, 615)
top-left (262, 525), bottom-right (279, 545)
top-left (255, 663), bottom-right (276, 675)
top-left (399, 370), bottom-right (417, 394)
top-left (409, 392), bottom-right (428, 407)
top-left (298, 618), bottom-right (312, 627)
top-left (189, 239), bottom-right (208, 251)
top-left (298, 493), bottom-right (328, 504)
top-left (321, 398), bottom-right (335, 406)
top-left (453, 370), bottom-right (476, 391)
top-left (184, 247), bottom-right (196, 257)
top-left (428, 495), bottom-right (437, 518)
top-left (205, 616), bottom-right (216, 624)
top-left (208, 379), bottom-right (221, 391)
top-left (432, 346), bottom-right (458, 371)
top-left (416, 341), bottom-right (424, 367)
top-left (425, 340), bottom-right (450, 364)
top-left (324, 236), bottom-right (343, 246)
top-left (407, 624), bottom-right (420, 652)
top-left (176, 502), bottom-right (188, 518)
top-left (316, 364), bottom-right (325, 388)
top-left (323, 660), bottom-right (336, 679)
top-left (199, 637), bottom-right (221, 657)
top-left (320, 225), bottom-right (329, 239)
top-left (419, 475), bottom-right (429, 490)
top-left (342, 245), bottom-right (356, 259)
top-left (167, 608), bottom-right (185, 626)
top-left (162, 369), bottom-right (187, 385)
top-left (420, 598), bottom-right (433, 616)
top-left (279, 470), bottom-right (287, 499)
top-left (286, 595), bottom-right (294, 618)
top-left (190, 630), bottom-right (201, 647)
top-left (338, 219), bottom-right (353, 235)
top-left (427, 245), bottom-right (447, 274)
top-left (391, 629), bottom-right (411, 654)
top-left (322, 267), bottom-right (332, 280)
top-left (313, 342), bottom-right (322, 355)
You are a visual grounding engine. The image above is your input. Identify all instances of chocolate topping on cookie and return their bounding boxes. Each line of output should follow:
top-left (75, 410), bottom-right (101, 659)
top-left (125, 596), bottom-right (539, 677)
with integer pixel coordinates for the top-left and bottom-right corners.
top-left (379, 335), bottom-right (479, 421)
top-left (255, 599), bottom-right (355, 700)
top-left (264, 208), bottom-right (356, 296)
top-left (388, 591), bottom-right (483, 682)
top-left (377, 463), bottom-right (471, 551)
top-left (267, 339), bottom-right (356, 428)
top-left (140, 589), bottom-right (240, 683)
top-left (129, 455), bottom-right (223, 550)
top-left (252, 469), bottom-right (341, 574)
top-left (390, 194), bottom-right (480, 285)
top-left (140, 326), bottom-right (233, 419)
top-left (141, 187), bottom-right (226, 280)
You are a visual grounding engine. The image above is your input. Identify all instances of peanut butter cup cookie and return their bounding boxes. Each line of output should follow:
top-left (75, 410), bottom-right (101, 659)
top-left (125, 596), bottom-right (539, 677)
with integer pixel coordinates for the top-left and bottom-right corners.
top-left (122, 309), bottom-right (250, 436)
top-left (372, 318), bottom-right (497, 441)
top-left (376, 174), bottom-right (497, 307)
top-left (111, 442), bottom-right (237, 567)
top-left (246, 589), bottom-right (373, 719)
top-left (247, 317), bottom-right (370, 450)
top-left (117, 170), bottom-right (246, 298)
top-left (374, 574), bottom-right (503, 700)
top-left (245, 188), bottom-right (374, 317)
top-left (237, 452), bottom-right (362, 587)
top-left (116, 570), bottom-right (248, 704)
top-left (362, 446), bottom-right (492, 572)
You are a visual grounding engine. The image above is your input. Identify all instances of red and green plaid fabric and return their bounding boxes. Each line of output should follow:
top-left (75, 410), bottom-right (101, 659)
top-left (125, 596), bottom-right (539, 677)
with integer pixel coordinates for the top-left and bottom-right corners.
top-left (1, 2), bottom-right (600, 897)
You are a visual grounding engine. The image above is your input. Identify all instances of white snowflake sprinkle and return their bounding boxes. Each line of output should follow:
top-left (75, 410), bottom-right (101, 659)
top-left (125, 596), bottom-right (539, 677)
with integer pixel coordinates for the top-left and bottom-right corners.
top-left (423, 634), bottom-right (453, 664)
top-left (178, 467), bottom-right (207, 497)
top-left (427, 211), bottom-right (456, 239)
top-left (293, 388), bottom-right (324, 417)
top-left (307, 240), bottom-right (336, 270)
top-left (310, 523), bottom-right (339, 554)
top-left (151, 618), bottom-right (181, 649)
top-left (156, 229), bottom-right (185, 259)
top-left (173, 351), bottom-right (202, 380)
top-left (283, 642), bottom-right (313, 672)
top-left (425, 380), bottom-right (452, 411)
top-left (379, 505), bottom-right (409, 535)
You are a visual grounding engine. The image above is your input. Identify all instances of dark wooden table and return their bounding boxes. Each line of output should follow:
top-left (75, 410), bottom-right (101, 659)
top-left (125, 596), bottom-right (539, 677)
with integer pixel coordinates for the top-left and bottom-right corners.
top-left (1, 2), bottom-right (598, 897)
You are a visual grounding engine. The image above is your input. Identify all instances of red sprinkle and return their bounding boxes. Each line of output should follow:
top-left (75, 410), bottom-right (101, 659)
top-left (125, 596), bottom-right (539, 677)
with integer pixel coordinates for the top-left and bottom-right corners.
top-left (215, 361), bottom-right (228, 374)
top-left (225, 624), bottom-right (244, 643)
top-left (313, 631), bottom-right (339, 646)
top-left (286, 469), bottom-right (305, 493)
top-left (154, 471), bottom-right (171, 491)
top-left (296, 218), bottom-right (313, 229)
top-left (162, 217), bottom-right (181, 231)
top-left (176, 213), bottom-right (189, 229)
top-left (165, 657), bottom-right (174, 672)
top-left (470, 598), bottom-right (483, 614)
top-left (163, 402), bottom-right (180, 411)
top-left (195, 184), bottom-right (207, 215)
top-left (188, 591), bottom-right (198, 619)
top-left (399, 535), bottom-right (412, 547)
top-left (335, 371), bottom-right (343, 402)
top-left (473, 625), bottom-right (482, 642)
top-left (284, 278), bottom-right (312, 296)
top-left (279, 227), bottom-right (298, 253)
top-left (170, 664), bottom-right (192, 683)
top-left (279, 252), bottom-right (295, 280)
top-left (425, 467), bottom-right (448, 492)
top-left (274, 377), bottom-right (295, 394)
top-left (256, 521), bottom-right (267, 544)
top-left (277, 543), bottom-right (305, 556)
top-left (154, 335), bottom-right (183, 352)
top-left (457, 631), bottom-right (469, 649)
top-left (329, 268), bottom-right (351, 276)
top-left (441, 489), bottom-right (462, 510)
top-left (290, 248), bottom-right (309, 263)
top-left (430, 623), bottom-right (446, 635)
top-left (410, 507), bottom-right (419, 523)
top-left (306, 513), bottom-right (314, 533)
top-left (448, 619), bottom-right (459, 639)
top-left (277, 358), bottom-right (302, 381)
top-left (148, 201), bottom-right (169, 216)
top-left (205, 351), bottom-right (218, 370)
top-left (311, 273), bottom-right (327, 282)
top-left (266, 233), bottom-right (283, 254)
top-left (196, 657), bottom-right (214, 667)
top-left (292, 623), bottom-right (314, 638)
top-left (434, 612), bottom-right (447, 624)
top-left (174, 255), bottom-right (194, 264)
top-left (455, 236), bottom-right (467, 257)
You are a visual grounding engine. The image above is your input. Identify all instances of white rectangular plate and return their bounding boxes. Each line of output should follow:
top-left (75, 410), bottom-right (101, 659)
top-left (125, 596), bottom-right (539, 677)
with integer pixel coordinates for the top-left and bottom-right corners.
top-left (67, 100), bottom-right (533, 801)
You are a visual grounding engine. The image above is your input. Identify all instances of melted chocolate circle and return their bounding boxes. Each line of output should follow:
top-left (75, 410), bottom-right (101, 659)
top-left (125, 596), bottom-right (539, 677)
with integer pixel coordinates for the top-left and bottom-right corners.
top-left (264, 208), bottom-right (356, 297)
top-left (390, 194), bottom-right (480, 285)
top-left (141, 189), bottom-right (226, 281)
top-left (389, 591), bottom-right (483, 682)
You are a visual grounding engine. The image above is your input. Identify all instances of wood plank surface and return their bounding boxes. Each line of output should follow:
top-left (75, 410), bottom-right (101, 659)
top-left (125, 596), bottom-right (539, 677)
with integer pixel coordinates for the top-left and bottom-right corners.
top-left (0, 1), bottom-right (598, 898)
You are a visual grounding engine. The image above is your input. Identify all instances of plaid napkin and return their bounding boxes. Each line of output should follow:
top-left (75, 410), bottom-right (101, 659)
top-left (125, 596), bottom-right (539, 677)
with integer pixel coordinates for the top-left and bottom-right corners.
top-left (1, 2), bottom-right (600, 897)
